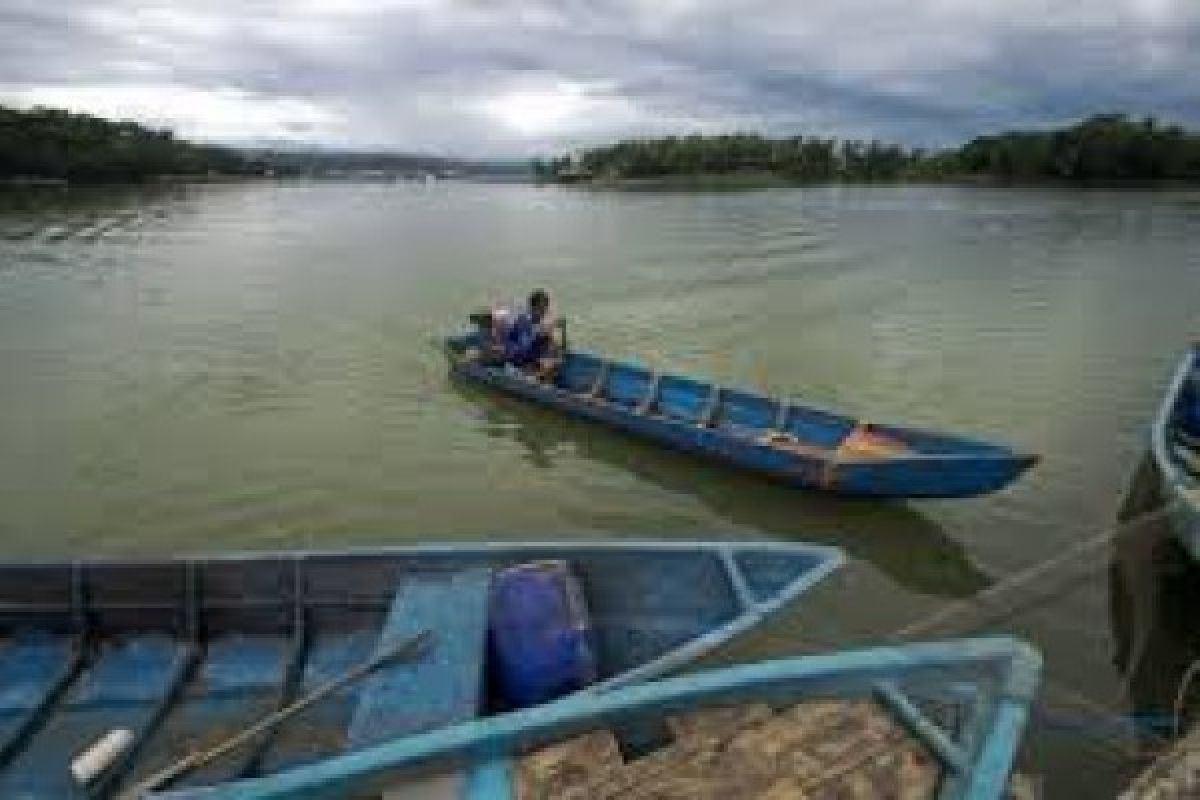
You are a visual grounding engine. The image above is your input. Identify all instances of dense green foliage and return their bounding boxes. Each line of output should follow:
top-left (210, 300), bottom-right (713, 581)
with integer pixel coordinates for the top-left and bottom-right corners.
top-left (0, 105), bottom-right (249, 182)
top-left (6, 104), bottom-right (1199, 185)
top-left (538, 115), bottom-right (1200, 184)
top-left (0, 104), bottom-right (528, 182)
top-left (956, 114), bottom-right (1200, 181)
top-left (536, 134), bottom-right (919, 182)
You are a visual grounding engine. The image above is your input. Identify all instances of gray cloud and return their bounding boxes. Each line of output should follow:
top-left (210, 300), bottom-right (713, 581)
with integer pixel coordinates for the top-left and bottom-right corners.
top-left (1, 0), bottom-right (1198, 156)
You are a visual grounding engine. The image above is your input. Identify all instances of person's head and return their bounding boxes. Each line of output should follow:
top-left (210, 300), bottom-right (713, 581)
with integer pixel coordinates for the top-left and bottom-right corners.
top-left (528, 289), bottom-right (550, 322)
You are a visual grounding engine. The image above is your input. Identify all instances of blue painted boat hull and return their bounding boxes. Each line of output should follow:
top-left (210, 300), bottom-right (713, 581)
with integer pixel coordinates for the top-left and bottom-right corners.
top-left (1151, 345), bottom-right (1200, 559)
top-left (446, 336), bottom-right (1037, 498)
top-left (160, 636), bottom-right (1041, 800)
top-left (0, 540), bottom-right (841, 798)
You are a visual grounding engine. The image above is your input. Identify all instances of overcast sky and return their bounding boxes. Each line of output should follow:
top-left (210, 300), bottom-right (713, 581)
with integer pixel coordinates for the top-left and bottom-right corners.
top-left (2, 0), bottom-right (1198, 157)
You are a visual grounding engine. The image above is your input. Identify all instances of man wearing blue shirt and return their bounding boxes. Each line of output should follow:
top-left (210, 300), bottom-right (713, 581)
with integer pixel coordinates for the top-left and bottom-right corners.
top-left (466, 289), bottom-right (561, 380)
top-left (506, 289), bottom-right (552, 368)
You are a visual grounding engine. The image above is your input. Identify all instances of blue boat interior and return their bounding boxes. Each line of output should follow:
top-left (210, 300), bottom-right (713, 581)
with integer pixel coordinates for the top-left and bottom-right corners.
top-left (0, 543), bottom-right (839, 798)
top-left (446, 334), bottom-right (1020, 461)
top-left (1170, 350), bottom-right (1200, 478)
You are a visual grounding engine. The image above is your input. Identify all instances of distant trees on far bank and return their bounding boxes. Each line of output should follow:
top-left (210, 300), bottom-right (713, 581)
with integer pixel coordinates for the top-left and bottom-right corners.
top-left (535, 135), bottom-right (917, 182)
top-left (536, 114), bottom-right (1200, 184)
top-left (0, 104), bottom-right (527, 184)
top-left (6, 104), bottom-right (1199, 186)
top-left (956, 114), bottom-right (1200, 181)
top-left (0, 105), bottom-right (251, 182)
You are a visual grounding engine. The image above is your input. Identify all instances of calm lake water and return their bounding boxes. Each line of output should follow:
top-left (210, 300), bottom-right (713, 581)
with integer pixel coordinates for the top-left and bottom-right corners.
top-left (2, 181), bottom-right (1199, 793)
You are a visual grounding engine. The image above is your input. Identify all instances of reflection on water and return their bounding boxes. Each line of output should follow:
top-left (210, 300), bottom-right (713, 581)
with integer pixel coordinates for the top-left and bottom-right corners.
top-left (449, 377), bottom-right (991, 599)
top-left (1110, 451), bottom-right (1200, 751)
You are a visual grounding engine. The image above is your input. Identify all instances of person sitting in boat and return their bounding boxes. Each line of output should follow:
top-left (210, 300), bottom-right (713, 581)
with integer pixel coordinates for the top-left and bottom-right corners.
top-left (465, 290), bottom-right (562, 379)
top-left (506, 288), bottom-right (563, 380)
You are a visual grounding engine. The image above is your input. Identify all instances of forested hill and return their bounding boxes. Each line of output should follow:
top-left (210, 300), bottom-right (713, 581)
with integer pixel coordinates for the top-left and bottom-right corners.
top-left (7, 105), bottom-right (1200, 185)
top-left (0, 105), bottom-right (521, 183)
top-left (0, 105), bottom-right (251, 182)
top-left (539, 115), bottom-right (1200, 184)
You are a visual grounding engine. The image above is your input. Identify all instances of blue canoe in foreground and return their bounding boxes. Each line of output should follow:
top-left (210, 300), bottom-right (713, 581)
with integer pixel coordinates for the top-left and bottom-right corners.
top-left (446, 335), bottom-right (1038, 498)
top-left (1151, 343), bottom-right (1200, 559)
top-left (160, 636), bottom-right (1041, 800)
top-left (0, 540), bottom-right (841, 798)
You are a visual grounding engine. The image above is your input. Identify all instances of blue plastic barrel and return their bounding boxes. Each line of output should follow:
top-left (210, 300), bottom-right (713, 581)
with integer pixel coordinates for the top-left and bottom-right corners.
top-left (487, 560), bottom-right (598, 709)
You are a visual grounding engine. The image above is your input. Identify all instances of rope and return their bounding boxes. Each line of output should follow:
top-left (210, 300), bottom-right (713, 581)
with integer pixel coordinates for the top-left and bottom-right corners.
top-left (892, 508), bottom-right (1171, 640)
top-left (1173, 657), bottom-right (1200, 739)
top-left (887, 501), bottom-right (1185, 756)
top-left (549, 501), bottom-right (1182, 800)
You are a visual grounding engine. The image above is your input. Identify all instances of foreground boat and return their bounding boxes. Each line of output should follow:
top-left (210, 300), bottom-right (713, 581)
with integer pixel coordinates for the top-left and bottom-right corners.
top-left (158, 636), bottom-right (1041, 800)
top-left (1151, 344), bottom-right (1200, 559)
top-left (445, 336), bottom-right (1037, 498)
top-left (0, 540), bottom-right (842, 798)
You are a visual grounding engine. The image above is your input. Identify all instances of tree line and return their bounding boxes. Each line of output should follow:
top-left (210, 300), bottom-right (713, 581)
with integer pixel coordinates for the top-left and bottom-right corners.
top-left (0, 105), bottom-right (252, 182)
top-left (0, 104), bottom-right (530, 183)
top-left (5, 104), bottom-right (1199, 185)
top-left (535, 114), bottom-right (1200, 184)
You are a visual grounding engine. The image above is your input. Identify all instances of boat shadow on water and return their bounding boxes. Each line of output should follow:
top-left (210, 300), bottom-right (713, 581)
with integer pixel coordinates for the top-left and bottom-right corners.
top-left (448, 379), bottom-right (992, 600)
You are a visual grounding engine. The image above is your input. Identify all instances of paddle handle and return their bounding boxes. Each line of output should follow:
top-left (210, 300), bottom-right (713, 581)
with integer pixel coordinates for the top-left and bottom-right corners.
top-left (125, 630), bottom-right (432, 798)
top-left (555, 317), bottom-right (568, 354)
top-left (127, 752), bottom-right (204, 798)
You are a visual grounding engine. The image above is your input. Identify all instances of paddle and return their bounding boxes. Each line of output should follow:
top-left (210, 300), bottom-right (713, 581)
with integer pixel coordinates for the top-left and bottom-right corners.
top-left (555, 317), bottom-right (569, 355)
top-left (122, 629), bottom-right (434, 798)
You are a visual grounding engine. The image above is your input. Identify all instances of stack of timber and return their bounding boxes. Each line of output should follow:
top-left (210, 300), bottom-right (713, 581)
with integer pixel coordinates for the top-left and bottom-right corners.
top-left (1120, 724), bottom-right (1200, 800)
top-left (515, 700), bottom-right (940, 799)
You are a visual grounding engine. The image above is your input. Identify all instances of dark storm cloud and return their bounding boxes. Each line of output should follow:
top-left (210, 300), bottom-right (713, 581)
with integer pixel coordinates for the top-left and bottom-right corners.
top-left (1, 0), bottom-right (1198, 155)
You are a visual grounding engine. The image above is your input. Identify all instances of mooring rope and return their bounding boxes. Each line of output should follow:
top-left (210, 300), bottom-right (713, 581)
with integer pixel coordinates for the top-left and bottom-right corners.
top-left (892, 504), bottom-right (1176, 640)
top-left (887, 500), bottom-right (1187, 760)
top-left (1173, 658), bottom-right (1200, 739)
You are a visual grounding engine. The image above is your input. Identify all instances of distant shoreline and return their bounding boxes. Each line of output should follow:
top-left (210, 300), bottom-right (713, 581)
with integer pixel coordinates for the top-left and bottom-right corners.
top-left (1, 104), bottom-right (525, 186)
top-left (536, 115), bottom-right (1200, 187)
top-left (7, 174), bottom-right (1198, 193)
top-left (0, 174), bottom-right (270, 189)
top-left (544, 172), bottom-right (1200, 191)
top-left (0, 173), bottom-right (527, 189)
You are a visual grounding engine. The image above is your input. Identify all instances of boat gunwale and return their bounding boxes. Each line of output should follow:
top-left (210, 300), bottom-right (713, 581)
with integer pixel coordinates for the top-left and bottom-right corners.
top-left (149, 636), bottom-right (1042, 800)
top-left (0, 539), bottom-right (844, 572)
top-left (1151, 344), bottom-right (1200, 511)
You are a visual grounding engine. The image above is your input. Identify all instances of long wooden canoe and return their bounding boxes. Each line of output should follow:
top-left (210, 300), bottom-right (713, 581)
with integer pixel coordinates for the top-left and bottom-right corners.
top-left (1151, 344), bottom-right (1200, 559)
top-left (0, 540), bottom-right (841, 798)
top-left (159, 636), bottom-right (1041, 800)
top-left (446, 335), bottom-right (1038, 498)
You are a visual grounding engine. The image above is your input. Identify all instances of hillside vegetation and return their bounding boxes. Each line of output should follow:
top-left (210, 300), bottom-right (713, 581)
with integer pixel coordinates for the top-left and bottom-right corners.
top-left (0, 105), bottom-right (249, 182)
top-left (537, 115), bottom-right (1200, 184)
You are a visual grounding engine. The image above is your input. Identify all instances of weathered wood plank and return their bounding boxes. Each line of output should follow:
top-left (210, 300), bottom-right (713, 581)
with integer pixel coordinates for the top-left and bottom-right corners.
top-left (1121, 724), bottom-right (1200, 799)
top-left (515, 699), bottom-right (942, 800)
